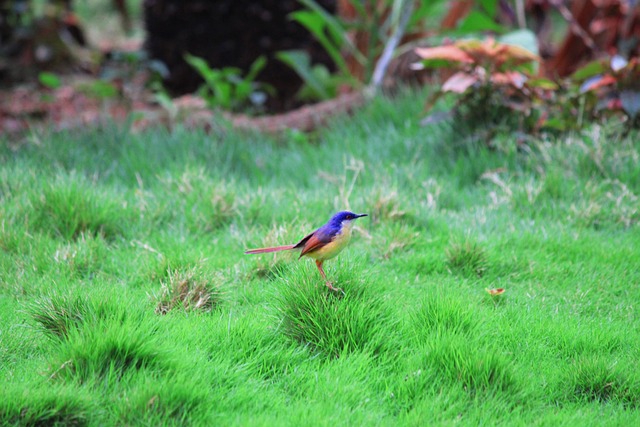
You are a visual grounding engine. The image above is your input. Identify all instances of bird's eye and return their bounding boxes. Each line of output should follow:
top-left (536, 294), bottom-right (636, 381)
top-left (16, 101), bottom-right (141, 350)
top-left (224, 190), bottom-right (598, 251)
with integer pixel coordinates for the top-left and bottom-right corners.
top-left (346, 214), bottom-right (353, 219)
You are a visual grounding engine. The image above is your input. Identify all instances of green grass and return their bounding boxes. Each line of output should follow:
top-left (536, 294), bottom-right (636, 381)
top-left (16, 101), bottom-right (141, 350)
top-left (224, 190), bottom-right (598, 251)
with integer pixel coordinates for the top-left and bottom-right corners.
top-left (1, 88), bottom-right (640, 425)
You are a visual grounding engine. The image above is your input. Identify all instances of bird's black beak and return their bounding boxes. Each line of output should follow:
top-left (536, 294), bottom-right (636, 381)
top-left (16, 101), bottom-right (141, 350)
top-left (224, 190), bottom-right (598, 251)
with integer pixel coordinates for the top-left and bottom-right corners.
top-left (356, 213), bottom-right (368, 219)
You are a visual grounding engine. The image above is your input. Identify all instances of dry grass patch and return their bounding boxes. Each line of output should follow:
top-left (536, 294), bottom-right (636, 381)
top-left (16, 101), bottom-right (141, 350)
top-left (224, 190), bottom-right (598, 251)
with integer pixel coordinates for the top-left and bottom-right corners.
top-left (154, 267), bottom-right (222, 315)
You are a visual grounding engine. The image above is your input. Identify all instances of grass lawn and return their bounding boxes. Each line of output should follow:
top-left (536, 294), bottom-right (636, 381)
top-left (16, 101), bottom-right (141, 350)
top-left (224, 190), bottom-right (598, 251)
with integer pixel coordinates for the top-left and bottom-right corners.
top-left (1, 89), bottom-right (639, 425)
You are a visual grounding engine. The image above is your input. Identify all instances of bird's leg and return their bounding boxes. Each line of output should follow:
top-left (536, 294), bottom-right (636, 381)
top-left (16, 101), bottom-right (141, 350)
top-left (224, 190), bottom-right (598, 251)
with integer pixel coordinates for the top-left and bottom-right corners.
top-left (315, 260), bottom-right (342, 292)
top-left (314, 260), bottom-right (329, 283)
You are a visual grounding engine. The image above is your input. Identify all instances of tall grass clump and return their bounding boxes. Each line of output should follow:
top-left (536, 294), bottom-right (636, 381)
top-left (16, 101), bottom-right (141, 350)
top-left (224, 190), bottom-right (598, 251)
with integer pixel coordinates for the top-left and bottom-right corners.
top-left (51, 233), bottom-right (111, 280)
top-left (49, 318), bottom-right (169, 384)
top-left (29, 173), bottom-right (129, 241)
top-left (0, 386), bottom-right (90, 427)
top-left (27, 292), bottom-right (98, 340)
top-left (565, 355), bottom-right (639, 407)
top-left (423, 333), bottom-right (516, 396)
top-left (112, 375), bottom-right (211, 426)
top-left (26, 291), bottom-right (129, 341)
top-left (445, 239), bottom-right (488, 277)
top-left (401, 293), bottom-right (516, 406)
top-left (275, 266), bottom-right (393, 358)
top-left (411, 294), bottom-right (478, 339)
top-left (395, 334), bottom-right (518, 415)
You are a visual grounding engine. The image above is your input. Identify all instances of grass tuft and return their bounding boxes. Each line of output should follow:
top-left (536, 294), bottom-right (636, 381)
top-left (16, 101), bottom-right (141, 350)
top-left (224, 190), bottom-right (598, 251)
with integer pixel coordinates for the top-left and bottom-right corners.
top-left (424, 334), bottom-right (516, 395)
top-left (411, 294), bottom-right (477, 338)
top-left (567, 356), bottom-right (639, 406)
top-left (0, 386), bottom-right (89, 427)
top-left (114, 375), bottom-right (211, 426)
top-left (276, 267), bottom-right (392, 358)
top-left (445, 239), bottom-right (488, 277)
top-left (49, 318), bottom-right (168, 384)
top-left (30, 173), bottom-right (128, 241)
top-left (154, 267), bottom-right (223, 314)
top-left (27, 292), bottom-right (96, 340)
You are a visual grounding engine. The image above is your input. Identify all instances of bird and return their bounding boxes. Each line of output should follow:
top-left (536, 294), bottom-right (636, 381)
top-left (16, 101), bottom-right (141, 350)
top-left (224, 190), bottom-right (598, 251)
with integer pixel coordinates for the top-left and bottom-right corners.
top-left (245, 211), bottom-right (368, 291)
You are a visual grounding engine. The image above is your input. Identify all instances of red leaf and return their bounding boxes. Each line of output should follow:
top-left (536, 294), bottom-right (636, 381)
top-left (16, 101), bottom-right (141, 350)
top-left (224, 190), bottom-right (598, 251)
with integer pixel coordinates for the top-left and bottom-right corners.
top-left (580, 74), bottom-right (617, 93)
top-left (491, 71), bottom-right (527, 89)
top-left (442, 72), bottom-right (478, 93)
top-left (493, 44), bottom-right (539, 68)
top-left (457, 38), bottom-right (538, 68)
top-left (414, 46), bottom-right (474, 64)
top-left (571, 60), bottom-right (607, 81)
top-left (606, 98), bottom-right (623, 111)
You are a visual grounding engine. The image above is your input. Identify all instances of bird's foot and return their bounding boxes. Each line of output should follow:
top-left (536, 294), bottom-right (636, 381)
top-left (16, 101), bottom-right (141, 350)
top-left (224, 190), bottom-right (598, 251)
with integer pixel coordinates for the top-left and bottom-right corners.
top-left (325, 281), bottom-right (344, 294)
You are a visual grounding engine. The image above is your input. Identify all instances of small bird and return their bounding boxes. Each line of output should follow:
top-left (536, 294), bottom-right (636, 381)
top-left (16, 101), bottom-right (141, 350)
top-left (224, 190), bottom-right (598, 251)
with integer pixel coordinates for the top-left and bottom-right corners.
top-left (245, 211), bottom-right (368, 291)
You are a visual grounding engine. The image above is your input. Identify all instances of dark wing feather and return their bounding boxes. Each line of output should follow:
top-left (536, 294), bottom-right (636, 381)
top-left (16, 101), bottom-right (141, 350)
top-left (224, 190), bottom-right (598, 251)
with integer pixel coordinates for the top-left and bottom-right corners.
top-left (293, 232), bottom-right (315, 250)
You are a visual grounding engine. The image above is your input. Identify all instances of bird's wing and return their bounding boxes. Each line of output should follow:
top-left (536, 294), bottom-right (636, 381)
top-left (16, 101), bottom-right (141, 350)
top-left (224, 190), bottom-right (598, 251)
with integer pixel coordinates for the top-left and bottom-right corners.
top-left (296, 227), bottom-right (335, 257)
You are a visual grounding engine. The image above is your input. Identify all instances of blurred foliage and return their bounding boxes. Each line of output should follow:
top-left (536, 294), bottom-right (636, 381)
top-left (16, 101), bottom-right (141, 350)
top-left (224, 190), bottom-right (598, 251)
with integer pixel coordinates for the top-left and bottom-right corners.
top-left (184, 53), bottom-right (272, 112)
top-left (0, 0), bottom-right (133, 83)
top-left (415, 34), bottom-right (555, 135)
top-left (413, 0), bottom-right (640, 136)
top-left (1, 0), bottom-right (639, 132)
top-left (0, 0), bottom-right (81, 82)
top-left (279, 0), bottom-right (440, 101)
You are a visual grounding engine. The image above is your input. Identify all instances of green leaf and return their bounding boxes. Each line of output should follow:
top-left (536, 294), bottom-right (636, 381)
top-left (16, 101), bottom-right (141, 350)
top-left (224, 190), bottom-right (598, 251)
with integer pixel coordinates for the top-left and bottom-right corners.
top-left (297, 65), bottom-right (341, 101)
top-left (235, 81), bottom-right (252, 100)
top-left (296, 0), bottom-right (361, 58)
top-left (293, 0), bottom-right (366, 70)
top-left (479, 0), bottom-right (499, 17)
top-left (214, 81), bottom-right (232, 109)
top-left (290, 10), bottom-right (350, 77)
top-left (78, 80), bottom-right (118, 99)
top-left (184, 53), bottom-right (217, 83)
top-left (184, 52), bottom-right (267, 110)
top-left (541, 117), bottom-right (568, 131)
top-left (245, 56), bottom-right (267, 82)
top-left (456, 11), bottom-right (506, 34)
top-left (276, 50), bottom-right (330, 100)
top-left (571, 60), bottom-right (607, 81)
top-left (417, 58), bottom-right (463, 70)
top-left (528, 78), bottom-right (558, 90)
top-left (499, 29), bottom-right (539, 57)
top-left (38, 72), bottom-right (61, 89)
top-left (410, 0), bottom-right (443, 26)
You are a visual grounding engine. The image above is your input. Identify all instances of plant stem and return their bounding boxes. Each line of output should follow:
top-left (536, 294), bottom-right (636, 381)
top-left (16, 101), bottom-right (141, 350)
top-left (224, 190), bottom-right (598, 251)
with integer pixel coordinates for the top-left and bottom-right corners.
top-left (369, 0), bottom-right (414, 91)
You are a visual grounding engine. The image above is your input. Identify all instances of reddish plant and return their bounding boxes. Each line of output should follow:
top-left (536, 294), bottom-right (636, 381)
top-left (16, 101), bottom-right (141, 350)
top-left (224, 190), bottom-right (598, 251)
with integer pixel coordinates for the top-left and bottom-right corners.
top-left (413, 37), bottom-right (556, 133)
top-left (574, 55), bottom-right (640, 123)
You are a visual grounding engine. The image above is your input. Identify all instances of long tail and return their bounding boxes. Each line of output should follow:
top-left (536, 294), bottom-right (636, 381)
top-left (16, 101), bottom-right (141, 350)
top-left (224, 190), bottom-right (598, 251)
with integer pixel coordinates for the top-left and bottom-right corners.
top-left (245, 245), bottom-right (296, 254)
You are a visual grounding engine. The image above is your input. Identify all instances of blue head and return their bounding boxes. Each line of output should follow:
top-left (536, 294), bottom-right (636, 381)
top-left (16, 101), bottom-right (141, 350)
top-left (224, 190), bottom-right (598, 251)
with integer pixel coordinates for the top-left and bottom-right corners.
top-left (327, 211), bottom-right (368, 228)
